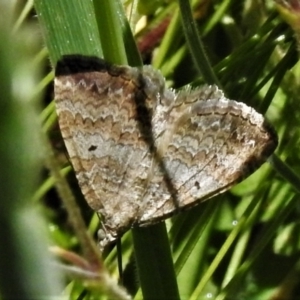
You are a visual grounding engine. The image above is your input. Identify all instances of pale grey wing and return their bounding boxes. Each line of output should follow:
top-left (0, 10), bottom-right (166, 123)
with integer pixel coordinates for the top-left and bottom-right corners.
top-left (54, 56), bottom-right (156, 244)
top-left (138, 87), bottom-right (277, 225)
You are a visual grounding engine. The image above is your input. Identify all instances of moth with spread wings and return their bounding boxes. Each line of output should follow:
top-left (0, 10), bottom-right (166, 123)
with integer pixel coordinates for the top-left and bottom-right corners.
top-left (54, 55), bottom-right (277, 249)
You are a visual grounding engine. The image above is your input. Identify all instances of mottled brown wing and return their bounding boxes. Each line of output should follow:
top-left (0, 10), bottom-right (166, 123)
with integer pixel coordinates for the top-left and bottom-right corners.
top-left (54, 56), bottom-right (159, 245)
top-left (54, 55), bottom-right (277, 248)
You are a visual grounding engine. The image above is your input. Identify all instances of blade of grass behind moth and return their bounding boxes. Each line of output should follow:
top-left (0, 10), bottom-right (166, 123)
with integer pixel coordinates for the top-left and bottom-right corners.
top-left (202, 0), bottom-right (232, 36)
top-left (34, 0), bottom-right (102, 263)
top-left (216, 193), bottom-right (297, 300)
top-left (189, 189), bottom-right (267, 300)
top-left (259, 43), bottom-right (297, 114)
top-left (270, 155), bottom-right (300, 194)
top-left (93, 0), bottom-right (128, 65)
top-left (178, 0), bottom-right (221, 86)
top-left (35, 0), bottom-right (102, 64)
top-left (94, 1), bottom-right (180, 299)
top-left (93, 0), bottom-right (141, 66)
top-left (172, 199), bottom-right (219, 275)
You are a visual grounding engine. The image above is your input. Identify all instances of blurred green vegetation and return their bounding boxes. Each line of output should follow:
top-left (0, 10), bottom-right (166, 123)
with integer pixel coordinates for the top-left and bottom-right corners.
top-left (1, 0), bottom-right (300, 299)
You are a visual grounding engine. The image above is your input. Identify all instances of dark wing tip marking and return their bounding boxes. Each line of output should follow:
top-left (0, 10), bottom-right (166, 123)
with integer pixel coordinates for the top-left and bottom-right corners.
top-left (55, 55), bottom-right (110, 77)
top-left (262, 119), bottom-right (278, 157)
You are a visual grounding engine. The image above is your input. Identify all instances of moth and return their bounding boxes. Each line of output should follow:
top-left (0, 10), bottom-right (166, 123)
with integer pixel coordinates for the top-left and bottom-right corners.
top-left (54, 55), bottom-right (277, 248)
